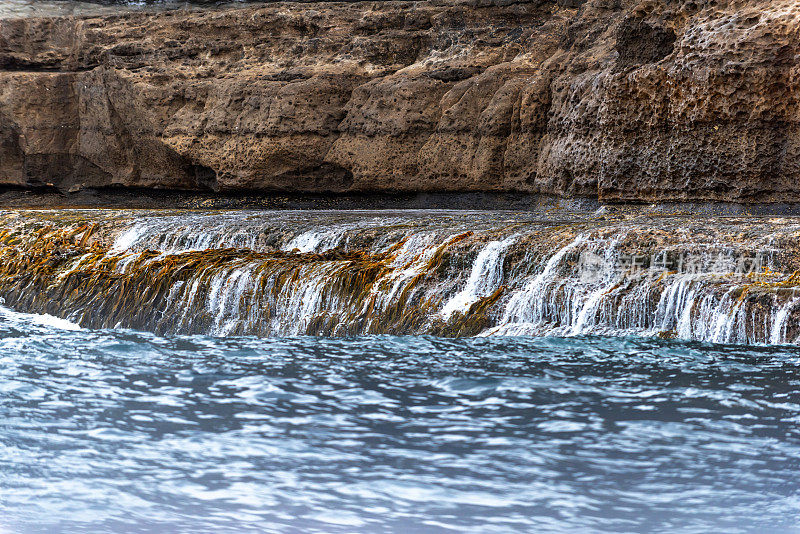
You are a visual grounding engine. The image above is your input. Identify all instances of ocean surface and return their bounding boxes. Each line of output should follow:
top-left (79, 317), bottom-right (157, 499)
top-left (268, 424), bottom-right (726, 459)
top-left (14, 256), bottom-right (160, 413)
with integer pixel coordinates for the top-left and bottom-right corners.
top-left (1, 307), bottom-right (799, 533)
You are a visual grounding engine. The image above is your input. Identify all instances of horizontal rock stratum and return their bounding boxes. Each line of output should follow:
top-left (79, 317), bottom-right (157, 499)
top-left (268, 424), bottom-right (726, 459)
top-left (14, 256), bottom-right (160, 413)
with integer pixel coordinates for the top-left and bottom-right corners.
top-left (0, 0), bottom-right (798, 201)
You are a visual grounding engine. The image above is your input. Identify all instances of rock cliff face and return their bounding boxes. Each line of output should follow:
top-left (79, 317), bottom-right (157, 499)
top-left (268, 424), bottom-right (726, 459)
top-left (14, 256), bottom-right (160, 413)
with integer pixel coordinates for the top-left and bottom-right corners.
top-left (0, 0), bottom-right (798, 201)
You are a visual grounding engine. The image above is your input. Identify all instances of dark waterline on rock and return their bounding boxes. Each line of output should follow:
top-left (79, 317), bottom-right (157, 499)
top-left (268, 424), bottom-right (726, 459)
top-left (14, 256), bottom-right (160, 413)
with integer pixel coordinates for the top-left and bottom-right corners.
top-left (9, 188), bottom-right (800, 217)
top-left (0, 307), bottom-right (799, 533)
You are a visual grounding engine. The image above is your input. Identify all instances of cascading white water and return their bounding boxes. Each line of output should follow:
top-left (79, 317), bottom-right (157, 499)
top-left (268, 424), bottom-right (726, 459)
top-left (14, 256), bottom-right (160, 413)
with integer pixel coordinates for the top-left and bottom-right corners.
top-left (0, 209), bottom-right (798, 344)
top-left (439, 235), bottom-right (516, 320)
top-left (488, 234), bottom-right (789, 344)
top-left (770, 297), bottom-right (800, 344)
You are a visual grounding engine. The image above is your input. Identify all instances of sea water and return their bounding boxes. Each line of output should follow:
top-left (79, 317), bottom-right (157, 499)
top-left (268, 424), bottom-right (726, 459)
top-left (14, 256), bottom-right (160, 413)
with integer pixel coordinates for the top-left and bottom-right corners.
top-left (0, 307), bottom-right (799, 533)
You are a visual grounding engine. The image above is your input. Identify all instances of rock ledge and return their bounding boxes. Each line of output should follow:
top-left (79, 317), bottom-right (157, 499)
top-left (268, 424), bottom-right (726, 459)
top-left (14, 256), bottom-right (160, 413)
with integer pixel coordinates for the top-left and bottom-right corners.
top-left (0, 0), bottom-right (798, 202)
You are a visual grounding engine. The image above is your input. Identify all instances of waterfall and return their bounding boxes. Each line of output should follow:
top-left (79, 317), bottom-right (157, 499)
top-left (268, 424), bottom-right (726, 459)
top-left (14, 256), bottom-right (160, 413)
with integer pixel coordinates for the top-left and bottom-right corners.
top-left (769, 295), bottom-right (800, 345)
top-left (439, 235), bottom-right (516, 321)
top-left (0, 209), bottom-right (797, 344)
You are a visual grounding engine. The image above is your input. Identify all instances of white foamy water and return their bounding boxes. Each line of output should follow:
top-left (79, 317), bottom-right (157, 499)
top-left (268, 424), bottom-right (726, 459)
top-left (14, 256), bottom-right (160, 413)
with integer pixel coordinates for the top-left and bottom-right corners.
top-left (439, 235), bottom-right (516, 321)
top-left (0, 306), bottom-right (82, 331)
top-left (0, 209), bottom-right (798, 344)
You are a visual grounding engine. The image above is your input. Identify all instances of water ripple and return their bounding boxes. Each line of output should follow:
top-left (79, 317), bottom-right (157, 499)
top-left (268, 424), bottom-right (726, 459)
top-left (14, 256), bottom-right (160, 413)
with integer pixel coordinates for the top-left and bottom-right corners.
top-left (0, 311), bottom-right (798, 532)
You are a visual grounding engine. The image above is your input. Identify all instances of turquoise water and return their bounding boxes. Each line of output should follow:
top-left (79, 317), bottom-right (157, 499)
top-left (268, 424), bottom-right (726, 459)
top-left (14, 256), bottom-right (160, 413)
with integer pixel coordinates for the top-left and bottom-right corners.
top-left (1, 308), bottom-right (799, 533)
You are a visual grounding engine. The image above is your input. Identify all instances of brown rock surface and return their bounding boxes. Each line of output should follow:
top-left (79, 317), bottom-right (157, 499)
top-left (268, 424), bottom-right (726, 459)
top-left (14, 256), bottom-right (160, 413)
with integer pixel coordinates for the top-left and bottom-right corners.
top-left (0, 0), bottom-right (798, 201)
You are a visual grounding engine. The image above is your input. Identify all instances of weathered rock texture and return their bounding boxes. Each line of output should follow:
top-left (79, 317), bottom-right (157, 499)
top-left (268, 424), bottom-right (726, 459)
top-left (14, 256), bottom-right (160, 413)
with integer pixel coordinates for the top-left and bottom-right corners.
top-left (0, 0), bottom-right (798, 201)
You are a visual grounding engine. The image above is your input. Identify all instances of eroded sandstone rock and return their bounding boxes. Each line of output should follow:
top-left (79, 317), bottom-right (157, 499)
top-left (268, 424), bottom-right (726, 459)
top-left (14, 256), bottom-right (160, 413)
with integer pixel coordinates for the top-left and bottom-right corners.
top-left (0, 0), bottom-right (797, 201)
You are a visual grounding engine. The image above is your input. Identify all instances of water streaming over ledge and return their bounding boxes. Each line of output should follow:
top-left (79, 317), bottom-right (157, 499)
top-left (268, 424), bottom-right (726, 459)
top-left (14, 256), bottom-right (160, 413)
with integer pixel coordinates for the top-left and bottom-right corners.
top-left (1, 208), bottom-right (800, 344)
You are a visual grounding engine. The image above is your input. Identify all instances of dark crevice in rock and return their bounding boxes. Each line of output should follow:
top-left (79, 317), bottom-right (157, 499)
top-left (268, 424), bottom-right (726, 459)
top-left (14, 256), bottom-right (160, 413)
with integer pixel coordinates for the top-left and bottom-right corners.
top-left (0, 56), bottom-right (93, 73)
top-left (261, 71), bottom-right (310, 82)
top-left (24, 154), bottom-right (113, 191)
top-left (615, 17), bottom-right (676, 67)
top-left (556, 0), bottom-right (586, 7)
top-left (424, 67), bottom-right (484, 83)
top-left (186, 163), bottom-right (219, 191)
top-left (270, 163), bottom-right (355, 193)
